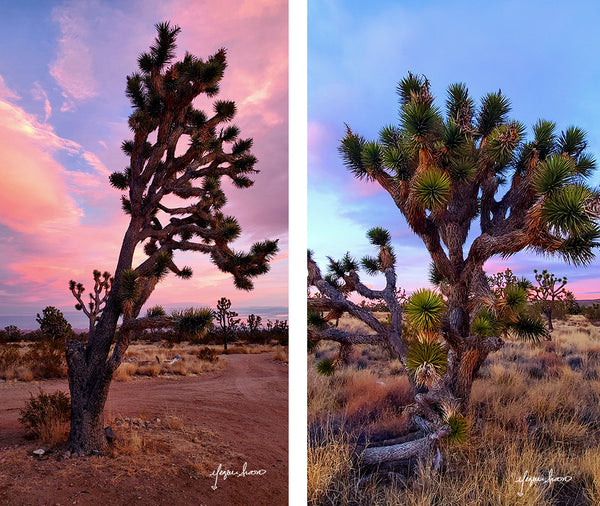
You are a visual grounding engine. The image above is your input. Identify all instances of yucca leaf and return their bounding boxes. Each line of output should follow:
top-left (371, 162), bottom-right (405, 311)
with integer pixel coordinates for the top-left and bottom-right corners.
top-left (383, 146), bottom-right (411, 179)
top-left (413, 169), bottom-right (451, 210)
top-left (449, 157), bottom-right (477, 183)
top-left (406, 341), bottom-right (447, 386)
top-left (558, 126), bottom-right (587, 157)
top-left (532, 119), bottom-right (556, 159)
top-left (339, 127), bottom-right (367, 178)
top-left (172, 307), bottom-right (213, 340)
top-left (379, 125), bottom-right (400, 147)
top-left (446, 82), bottom-right (474, 125)
top-left (361, 256), bottom-right (380, 275)
top-left (397, 72), bottom-right (425, 105)
top-left (316, 358), bottom-right (335, 376)
top-left (477, 91), bottom-right (510, 137)
top-left (307, 309), bottom-right (328, 329)
top-left (428, 262), bottom-right (447, 287)
top-left (445, 414), bottom-right (469, 444)
top-left (558, 224), bottom-right (600, 265)
top-left (503, 284), bottom-right (528, 309)
top-left (508, 314), bottom-right (546, 342)
top-left (471, 310), bottom-right (498, 338)
top-left (361, 141), bottom-right (384, 174)
top-left (532, 155), bottom-right (576, 195)
top-left (442, 121), bottom-right (465, 151)
top-left (486, 121), bottom-right (525, 166)
top-left (405, 289), bottom-right (446, 331)
top-left (401, 101), bottom-right (442, 140)
top-left (367, 227), bottom-right (391, 247)
top-left (542, 184), bottom-right (594, 235)
top-left (574, 154), bottom-right (596, 177)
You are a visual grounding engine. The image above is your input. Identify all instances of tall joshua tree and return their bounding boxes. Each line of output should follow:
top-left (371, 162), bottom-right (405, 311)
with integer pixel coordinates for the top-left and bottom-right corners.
top-left (309, 73), bottom-right (599, 466)
top-left (66, 22), bottom-right (278, 454)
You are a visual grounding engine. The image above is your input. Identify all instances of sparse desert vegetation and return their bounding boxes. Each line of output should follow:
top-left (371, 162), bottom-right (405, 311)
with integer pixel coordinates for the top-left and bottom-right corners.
top-left (308, 314), bottom-right (600, 505)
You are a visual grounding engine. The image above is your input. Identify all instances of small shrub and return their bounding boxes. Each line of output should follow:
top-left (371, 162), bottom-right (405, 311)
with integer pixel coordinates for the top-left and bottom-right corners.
top-left (18, 390), bottom-right (70, 444)
top-left (0, 344), bottom-right (21, 371)
top-left (23, 339), bottom-right (67, 378)
top-left (196, 346), bottom-right (220, 363)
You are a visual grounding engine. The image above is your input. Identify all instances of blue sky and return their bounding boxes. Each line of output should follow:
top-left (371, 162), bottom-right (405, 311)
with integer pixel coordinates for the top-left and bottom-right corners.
top-left (308, 0), bottom-right (600, 298)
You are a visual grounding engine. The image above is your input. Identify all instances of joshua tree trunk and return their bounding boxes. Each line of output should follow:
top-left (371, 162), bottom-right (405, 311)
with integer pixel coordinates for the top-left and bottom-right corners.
top-left (66, 342), bottom-right (112, 453)
top-left (543, 306), bottom-right (554, 331)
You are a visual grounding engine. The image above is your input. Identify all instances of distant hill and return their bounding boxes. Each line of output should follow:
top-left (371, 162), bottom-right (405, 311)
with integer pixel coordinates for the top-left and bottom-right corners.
top-left (576, 299), bottom-right (600, 307)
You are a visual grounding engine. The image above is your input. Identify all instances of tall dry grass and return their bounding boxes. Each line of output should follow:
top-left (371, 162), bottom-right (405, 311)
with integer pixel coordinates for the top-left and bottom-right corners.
top-left (308, 316), bottom-right (600, 505)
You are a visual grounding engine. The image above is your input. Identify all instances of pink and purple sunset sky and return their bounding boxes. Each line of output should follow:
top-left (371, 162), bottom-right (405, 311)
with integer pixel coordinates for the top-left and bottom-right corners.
top-left (308, 0), bottom-right (600, 301)
top-left (0, 0), bottom-right (288, 328)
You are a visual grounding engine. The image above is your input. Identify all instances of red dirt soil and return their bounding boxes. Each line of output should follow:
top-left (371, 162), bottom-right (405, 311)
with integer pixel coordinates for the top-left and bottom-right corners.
top-left (0, 353), bottom-right (288, 505)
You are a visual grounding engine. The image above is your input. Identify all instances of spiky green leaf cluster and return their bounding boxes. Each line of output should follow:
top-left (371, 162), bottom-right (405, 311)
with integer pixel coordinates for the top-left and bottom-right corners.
top-left (471, 309), bottom-right (498, 338)
top-left (405, 289), bottom-right (446, 331)
top-left (316, 358), bottom-right (335, 376)
top-left (171, 307), bottom-right (214, 340)
top-left (406, 341), bottom-right (447, 386)
top-left (414, 169), bottom-right (451, 210)
top-left (445, 414), bottom-right (469, 445)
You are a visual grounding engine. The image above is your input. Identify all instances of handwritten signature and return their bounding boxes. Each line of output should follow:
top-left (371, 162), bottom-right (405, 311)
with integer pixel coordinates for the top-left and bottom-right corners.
top-left (209, 462), bottom-right (267, 490)
top-left (515, 469), bottom-right (572, 496)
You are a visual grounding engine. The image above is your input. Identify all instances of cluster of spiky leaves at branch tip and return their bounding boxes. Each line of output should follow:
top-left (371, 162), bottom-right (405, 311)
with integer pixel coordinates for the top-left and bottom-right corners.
top-left (431, 264), bottom-right (548, 343)
top-left (109, 22), bottom-right (278, 295)
top-left (339, 72), bottom-right (600, 270)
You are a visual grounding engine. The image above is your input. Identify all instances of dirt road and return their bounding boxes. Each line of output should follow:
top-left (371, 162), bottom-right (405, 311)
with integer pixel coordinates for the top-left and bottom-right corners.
top-left (0, 353), bottom-right (288, 505)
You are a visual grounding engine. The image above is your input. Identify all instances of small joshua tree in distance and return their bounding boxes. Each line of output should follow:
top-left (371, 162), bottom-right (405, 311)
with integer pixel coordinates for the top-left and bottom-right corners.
top-left (69, 270), bottom-right (112, 339)
top-left (531, 268), bottom-right (569, 331)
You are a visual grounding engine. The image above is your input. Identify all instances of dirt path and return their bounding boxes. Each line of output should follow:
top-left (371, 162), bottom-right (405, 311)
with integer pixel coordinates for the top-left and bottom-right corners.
top-left (0, 353), bottom-right (288, 505)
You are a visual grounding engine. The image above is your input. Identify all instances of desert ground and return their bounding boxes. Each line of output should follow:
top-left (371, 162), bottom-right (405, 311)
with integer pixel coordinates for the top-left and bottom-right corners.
top-left (0, 350), bottom-right (288, 505)
top-left (308, 314), bottom-right (600, 505)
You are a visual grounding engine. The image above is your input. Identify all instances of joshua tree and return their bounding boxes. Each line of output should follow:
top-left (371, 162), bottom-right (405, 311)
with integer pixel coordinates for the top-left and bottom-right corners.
top-left (309, 73), bottom-right (599, 468)
top-left (36, 306), bottom-right (73, 341)
top-left (247, 313), bottom-right (262, 332)
top-left (69, 270), bottom-right (112, 339)
top-left (531, 268), bottom-right (569, 331)
top-left (214, 296), bottom-right (239, 350)
top-left (65, 22), bottom-right (278, 454)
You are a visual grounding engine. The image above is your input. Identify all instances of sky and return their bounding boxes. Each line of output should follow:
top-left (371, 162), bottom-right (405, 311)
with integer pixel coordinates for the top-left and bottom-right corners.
top-left (308, 0), bottom-right (600, 301)
top-left (0, 0), bottom-right (288, 329)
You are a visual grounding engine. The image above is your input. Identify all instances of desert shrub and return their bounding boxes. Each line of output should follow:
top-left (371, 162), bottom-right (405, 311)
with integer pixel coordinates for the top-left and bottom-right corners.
top-left (18, 390), bottom-right (70, 444)
top-left (585, 303), bottom-right (600, 322)
top-left (196, 346), bottom-right (220, 362)
top-left (0, 344), bottom-right (21, 369)
top-left (23, 339), bottom-right (67, 378)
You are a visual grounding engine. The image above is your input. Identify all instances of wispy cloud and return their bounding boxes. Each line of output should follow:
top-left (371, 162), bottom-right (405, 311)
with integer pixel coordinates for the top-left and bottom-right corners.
top-left (31, 82), bottom-right (52, 122)
top-left (49, 1), bottom-right (98, 111)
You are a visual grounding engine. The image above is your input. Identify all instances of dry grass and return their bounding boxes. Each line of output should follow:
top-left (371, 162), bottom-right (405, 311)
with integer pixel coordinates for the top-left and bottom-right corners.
top-left (308, 316), bottom-right (600, 505)
top-left (272, 346), bottom-right (289, 363)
